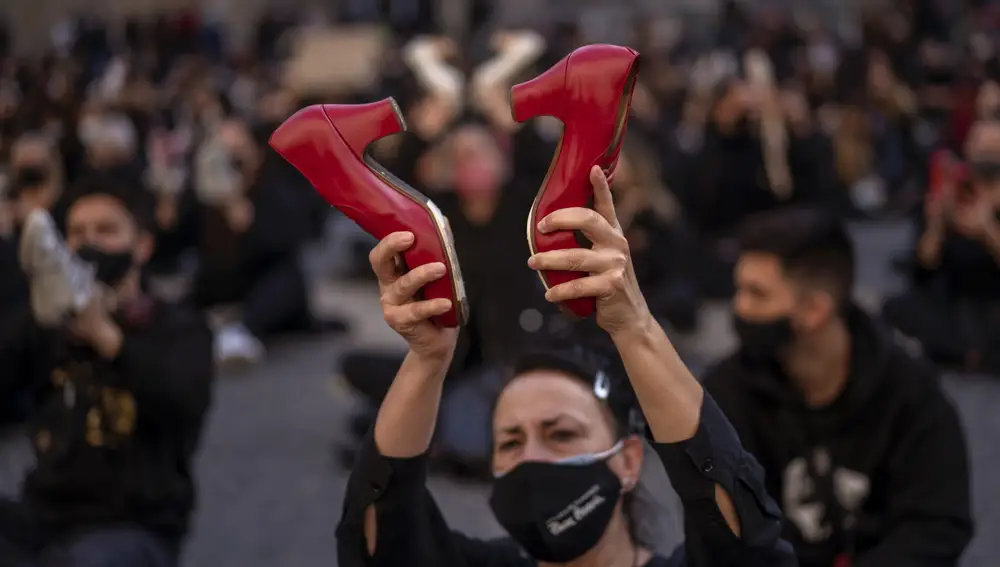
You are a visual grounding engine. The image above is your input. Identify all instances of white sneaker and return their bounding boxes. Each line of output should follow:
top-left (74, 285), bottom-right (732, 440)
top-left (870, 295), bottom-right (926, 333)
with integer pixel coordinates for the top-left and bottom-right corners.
top-left (18, 209), bottom-right (96, 327)
top-left (214, 324), bottom-right (265, 368)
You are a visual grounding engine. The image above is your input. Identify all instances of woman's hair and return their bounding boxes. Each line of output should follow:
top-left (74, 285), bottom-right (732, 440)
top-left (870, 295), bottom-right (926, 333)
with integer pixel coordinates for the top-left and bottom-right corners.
top-left (504, 340), bottom-right (663, 550)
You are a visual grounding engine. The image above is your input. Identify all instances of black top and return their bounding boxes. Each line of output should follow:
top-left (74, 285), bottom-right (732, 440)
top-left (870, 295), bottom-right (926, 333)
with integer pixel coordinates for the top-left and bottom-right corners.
top-left (938, 225), bottom-right (1000, 300)
top-left (0, 298), bottom-right (213, 545)
top-left (703, 307), bottom-right (973, 567)
top-left (336, 393), bottom-right (796, 566)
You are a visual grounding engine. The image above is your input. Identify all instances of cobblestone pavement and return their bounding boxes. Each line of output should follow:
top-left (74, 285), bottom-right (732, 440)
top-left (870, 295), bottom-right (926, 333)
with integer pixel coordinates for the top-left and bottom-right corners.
top-left (0, 221), bottom-right (996, 566)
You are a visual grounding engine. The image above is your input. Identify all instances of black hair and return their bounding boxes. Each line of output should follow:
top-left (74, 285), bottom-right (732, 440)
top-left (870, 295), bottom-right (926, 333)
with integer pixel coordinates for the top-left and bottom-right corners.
top-left (63, 174), bottom-right (155, 233)
top-left (739, 206), bottom-right (855, 308)
top-left (511, 344), bottom-right (645, 439)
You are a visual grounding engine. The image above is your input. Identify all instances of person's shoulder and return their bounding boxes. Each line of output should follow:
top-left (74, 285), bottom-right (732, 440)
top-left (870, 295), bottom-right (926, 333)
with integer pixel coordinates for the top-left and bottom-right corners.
top-left (875, 324), bottom-right (957, 415)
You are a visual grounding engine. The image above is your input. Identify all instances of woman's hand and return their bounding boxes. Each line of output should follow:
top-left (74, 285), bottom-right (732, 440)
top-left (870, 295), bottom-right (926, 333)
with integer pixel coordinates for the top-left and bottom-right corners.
top-left (370, 232), bottom-right (458, 360)
top-left (527, 166), bottom-right (653, 336)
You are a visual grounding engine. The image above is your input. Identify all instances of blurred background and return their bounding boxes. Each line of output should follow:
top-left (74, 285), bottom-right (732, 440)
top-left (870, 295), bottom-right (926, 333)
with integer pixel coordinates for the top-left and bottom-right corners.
top-left (0, 0), bottom-right (998, 565)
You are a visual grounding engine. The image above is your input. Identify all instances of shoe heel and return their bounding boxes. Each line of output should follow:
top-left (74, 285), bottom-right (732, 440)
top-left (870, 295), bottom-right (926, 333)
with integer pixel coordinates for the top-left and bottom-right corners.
top-left (323, 98), bottom-right (407, 158)
top-left (510, 57), bottom-right (569, 123)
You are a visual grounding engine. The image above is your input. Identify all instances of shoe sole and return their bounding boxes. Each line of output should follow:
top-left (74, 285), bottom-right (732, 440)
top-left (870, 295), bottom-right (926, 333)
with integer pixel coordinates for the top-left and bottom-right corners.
top-left (360, 100), bottom-right (469, 326)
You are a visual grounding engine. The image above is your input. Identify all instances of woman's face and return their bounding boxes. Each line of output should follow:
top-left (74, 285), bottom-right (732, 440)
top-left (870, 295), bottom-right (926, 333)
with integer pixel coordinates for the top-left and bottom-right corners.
top-left (492, 370), bottom-right (642, 480)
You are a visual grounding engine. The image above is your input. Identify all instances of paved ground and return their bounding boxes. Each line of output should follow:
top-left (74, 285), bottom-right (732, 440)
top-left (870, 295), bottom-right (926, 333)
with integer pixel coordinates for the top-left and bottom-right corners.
top-left (1, 220), bottom-right (997, 566)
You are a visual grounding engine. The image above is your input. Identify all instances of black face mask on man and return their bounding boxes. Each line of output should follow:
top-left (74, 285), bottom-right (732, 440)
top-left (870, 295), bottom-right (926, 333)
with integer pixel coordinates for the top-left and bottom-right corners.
top-left (733, 314), bottom-right (795, 360)
top-left (12, 166), bottom-right (49, 194)
top-left (489, 441), bottom-right (625, 562)
top-left (76, 245), bottom-right (134, 287)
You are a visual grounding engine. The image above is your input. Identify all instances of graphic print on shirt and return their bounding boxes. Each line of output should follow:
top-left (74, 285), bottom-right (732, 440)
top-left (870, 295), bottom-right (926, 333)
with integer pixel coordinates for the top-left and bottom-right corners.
top-left (782, 447), bottom-right (871, 543)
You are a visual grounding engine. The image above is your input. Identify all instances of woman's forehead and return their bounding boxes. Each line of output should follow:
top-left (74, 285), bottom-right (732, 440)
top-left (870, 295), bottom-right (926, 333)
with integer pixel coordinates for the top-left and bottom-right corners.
top-left (494, 370), bottom-right (606, 427)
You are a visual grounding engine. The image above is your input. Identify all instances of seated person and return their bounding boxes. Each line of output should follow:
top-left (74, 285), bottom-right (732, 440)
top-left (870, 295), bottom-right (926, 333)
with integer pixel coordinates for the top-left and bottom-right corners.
top-left (338, 120), bottom-right (563, 474)
top-left (0, 134), bottom-right (67, 424)
top-left (337, 167), bottom-right (795, 566)
top-left (0, 177), bottom-right (213, 567)
top-left (883, 118), bottom-right (1000, 374)
top-left (704, 207), bottom-right (973, 567)
top-left (181, 118), bottom-right (317, 365)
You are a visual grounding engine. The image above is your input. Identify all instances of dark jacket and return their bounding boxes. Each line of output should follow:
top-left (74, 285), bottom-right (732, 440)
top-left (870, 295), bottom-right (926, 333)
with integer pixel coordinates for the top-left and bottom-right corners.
top-left (0, 298), bottom-right (213, 545)
top-left (336, 393), bottom-right (796, 567)
top-left (703, 307), bottom-right (973, 567)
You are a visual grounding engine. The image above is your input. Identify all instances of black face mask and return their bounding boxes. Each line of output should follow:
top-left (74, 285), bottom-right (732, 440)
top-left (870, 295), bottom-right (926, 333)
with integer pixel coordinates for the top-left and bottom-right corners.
top-left (13, 166), bottom-right (49, 193)
top-left (489, 442), bottom-right (623, 562)
top-left (76, 245), bottom-right (134, 287)
top-left (733, 314), bottom-right (795, 360)
top-left (969, 159), bottom-right (1000, 184)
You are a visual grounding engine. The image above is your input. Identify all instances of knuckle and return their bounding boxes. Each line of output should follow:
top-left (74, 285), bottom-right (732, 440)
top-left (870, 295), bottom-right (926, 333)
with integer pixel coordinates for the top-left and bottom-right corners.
top-left (609, 269), bottom-right (627, 289)
top-left (383, 310), bottom-right (399, 328)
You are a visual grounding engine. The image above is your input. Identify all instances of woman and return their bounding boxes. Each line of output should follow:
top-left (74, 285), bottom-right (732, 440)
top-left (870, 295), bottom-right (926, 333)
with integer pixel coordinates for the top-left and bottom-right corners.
top-left (336, 166), bottom-right (795, 566)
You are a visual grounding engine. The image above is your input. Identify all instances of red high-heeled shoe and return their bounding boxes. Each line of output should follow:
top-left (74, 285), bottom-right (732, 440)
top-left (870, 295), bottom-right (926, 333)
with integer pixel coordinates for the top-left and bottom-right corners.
top-left (512, 44), bottom-right (640, 318)
top-left (269, 99), bottom-right (468, 327)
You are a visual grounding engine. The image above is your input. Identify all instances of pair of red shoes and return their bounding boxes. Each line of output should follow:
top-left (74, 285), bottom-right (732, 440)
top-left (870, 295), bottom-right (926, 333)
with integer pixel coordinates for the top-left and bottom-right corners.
top-left (270, 45), bottom-right (640, 327)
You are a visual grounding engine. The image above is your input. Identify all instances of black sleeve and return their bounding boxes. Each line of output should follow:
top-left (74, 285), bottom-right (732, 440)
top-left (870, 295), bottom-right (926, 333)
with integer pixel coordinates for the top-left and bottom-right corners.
top-left (853, 375), bottom-right (973, 567)
top-left (653, 393), bottom-right (797, 567)
top-left (111, 307), bottom-right (213, 429)
top-left (0, 305), bottom-right (51, 403)
top-left (336, 431), bottom-right (528, 567)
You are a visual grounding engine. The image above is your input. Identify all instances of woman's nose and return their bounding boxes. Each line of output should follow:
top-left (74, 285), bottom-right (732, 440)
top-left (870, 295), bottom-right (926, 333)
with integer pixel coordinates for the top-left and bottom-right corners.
top-left (519, 440), bottom-right (555, 463)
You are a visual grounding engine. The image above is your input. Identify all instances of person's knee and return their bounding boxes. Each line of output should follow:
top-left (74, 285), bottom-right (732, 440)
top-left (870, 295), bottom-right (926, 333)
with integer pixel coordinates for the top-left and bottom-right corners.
top-left (42, 528), bottom-right (175, 567)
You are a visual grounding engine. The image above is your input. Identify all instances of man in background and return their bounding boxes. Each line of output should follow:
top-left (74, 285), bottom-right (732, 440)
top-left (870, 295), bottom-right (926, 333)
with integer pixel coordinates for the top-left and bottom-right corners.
top-left (704, 208), bottom-right (973, 567)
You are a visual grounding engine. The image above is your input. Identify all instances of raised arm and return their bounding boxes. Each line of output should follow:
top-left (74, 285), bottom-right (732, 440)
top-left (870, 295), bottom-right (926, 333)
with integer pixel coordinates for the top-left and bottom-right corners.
top-left (527, 166), bottom-right (796, 566)
top-left (337, 233), bottom-right (522, 567)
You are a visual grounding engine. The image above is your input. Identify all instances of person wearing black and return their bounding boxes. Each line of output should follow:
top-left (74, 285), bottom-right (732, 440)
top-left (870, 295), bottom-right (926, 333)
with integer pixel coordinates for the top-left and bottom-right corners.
top-left (883, 119), bottom-right (1000, 373)
top-left (339, 121), bottom-right (563, 473)
top-left (703, 208), bottom-right (973, 567)
top-left (183, 118), bottom-right (315, 365)
top-left (337, 166), bottom-right (794, 567)
top-left (0, 177), bottom-right (213, 567)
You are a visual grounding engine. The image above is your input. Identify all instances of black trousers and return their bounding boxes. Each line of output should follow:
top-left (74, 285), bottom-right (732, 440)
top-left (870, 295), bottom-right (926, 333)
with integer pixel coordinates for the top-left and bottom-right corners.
top-left (193, 258), bottom-right (311, 338)
top-left (0, 500), bottom-right (176, 567)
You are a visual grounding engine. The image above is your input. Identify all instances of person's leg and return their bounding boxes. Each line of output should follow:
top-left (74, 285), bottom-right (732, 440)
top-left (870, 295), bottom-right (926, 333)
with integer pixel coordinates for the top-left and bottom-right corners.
top-left (435, 365), bottom-right (507, 478)
top-left (39, 526), bottom-right (176, 567)
top-left (339, 349), bottom-right (407, 407)
top-left (241, 259), bottom-right (311, 339)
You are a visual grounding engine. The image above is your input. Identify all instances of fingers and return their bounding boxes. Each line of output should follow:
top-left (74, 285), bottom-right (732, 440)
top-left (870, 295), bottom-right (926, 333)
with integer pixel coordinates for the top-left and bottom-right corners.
top-left (382, 262), bottom-right (447, 306)
top-left (528, 247), bottom-right (626, 274)
top-left (369, 232), bottom-right (414, 284)
top-left (590, 165), bottom-right (620, 229)
top-left (384, 298), bottom-right (453, 329)
top-left (543, 272), bottom-right (628, 303)
top-left (538, 207), bottom-right (628, 250)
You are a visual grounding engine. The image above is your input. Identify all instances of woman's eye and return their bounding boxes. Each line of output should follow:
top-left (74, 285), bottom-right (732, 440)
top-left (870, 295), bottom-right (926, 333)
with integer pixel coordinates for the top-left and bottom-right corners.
top-left (551, 430), bottom-right (578, 442)
top-left (497, 439), bottom-right (520, 452)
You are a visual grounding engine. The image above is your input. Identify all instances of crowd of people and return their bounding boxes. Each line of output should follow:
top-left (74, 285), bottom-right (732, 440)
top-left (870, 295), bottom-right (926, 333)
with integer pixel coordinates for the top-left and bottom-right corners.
top-left (0, 0), bottom-right (993, 566)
